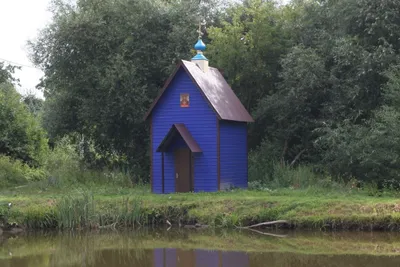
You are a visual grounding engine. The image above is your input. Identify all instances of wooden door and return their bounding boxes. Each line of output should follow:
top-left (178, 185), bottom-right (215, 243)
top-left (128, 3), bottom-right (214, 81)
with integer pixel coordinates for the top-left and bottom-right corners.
top-left (174, 148), bottom-right (191, 192)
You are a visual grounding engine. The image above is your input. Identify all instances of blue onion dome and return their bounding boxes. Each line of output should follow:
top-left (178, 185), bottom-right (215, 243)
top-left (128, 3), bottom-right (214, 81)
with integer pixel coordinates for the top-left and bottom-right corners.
top-left (192, 53), bottom-right (208, 60)
top-left (194, 39), bottom-right (206, 51)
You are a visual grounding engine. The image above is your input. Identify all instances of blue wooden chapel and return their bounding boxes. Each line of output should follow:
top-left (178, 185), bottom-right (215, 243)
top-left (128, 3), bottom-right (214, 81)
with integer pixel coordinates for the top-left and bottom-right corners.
top-left (144, 34), bottom-right (254, 194)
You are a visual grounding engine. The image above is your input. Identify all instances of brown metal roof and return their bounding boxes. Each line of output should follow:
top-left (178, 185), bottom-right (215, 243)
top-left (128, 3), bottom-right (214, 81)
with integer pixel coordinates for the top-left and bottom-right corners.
top-left (144, 60), bottom-right (254, 123)
top-left (156, 123), bottom-right (202, 153)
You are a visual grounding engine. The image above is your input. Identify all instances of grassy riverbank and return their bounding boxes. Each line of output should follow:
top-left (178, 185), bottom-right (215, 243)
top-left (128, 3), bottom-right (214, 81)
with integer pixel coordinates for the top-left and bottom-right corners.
top-left (2, 183), bottom-right (400, 231)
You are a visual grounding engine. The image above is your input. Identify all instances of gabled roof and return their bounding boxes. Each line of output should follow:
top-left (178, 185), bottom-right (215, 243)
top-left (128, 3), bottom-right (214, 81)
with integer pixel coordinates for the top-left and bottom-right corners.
top-left (144, 60), bottom-right (254, 123)
top-left (157, 124), bottom-right (202, 153)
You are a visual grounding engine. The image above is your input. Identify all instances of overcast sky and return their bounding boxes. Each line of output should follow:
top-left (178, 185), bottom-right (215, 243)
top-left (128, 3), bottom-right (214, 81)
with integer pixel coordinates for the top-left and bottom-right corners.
top-left (0, 0), bottom-right (51, 99)
top-left (1, 0), bottom-right (290, 100)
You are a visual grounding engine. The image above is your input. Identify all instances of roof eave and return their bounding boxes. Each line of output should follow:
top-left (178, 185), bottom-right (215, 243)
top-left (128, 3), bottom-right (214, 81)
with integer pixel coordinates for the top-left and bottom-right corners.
top-left (156, 124), bottom-right (202, 153)
top-left (180, 62), bottom-right (223, 121)
top-left (220, 117), bottom-right (255, 123)
top-left (143, 59), bottom-right (255, 123)
top-left (143, 60), bottom-right (184, 121)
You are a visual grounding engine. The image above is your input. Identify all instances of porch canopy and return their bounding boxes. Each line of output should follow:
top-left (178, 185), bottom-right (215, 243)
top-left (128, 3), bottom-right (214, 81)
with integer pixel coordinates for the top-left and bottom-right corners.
top-left (156, 123), bottom-right (202, 153)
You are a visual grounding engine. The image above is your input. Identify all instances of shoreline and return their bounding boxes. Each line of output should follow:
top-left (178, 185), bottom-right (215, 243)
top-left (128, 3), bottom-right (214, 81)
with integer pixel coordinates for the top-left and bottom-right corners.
top-left (2, 187), bottom-right (400, 232)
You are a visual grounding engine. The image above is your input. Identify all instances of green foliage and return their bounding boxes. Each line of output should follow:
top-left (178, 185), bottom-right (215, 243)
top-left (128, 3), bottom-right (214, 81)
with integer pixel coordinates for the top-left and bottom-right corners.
top-left (5, 183), bottom-right (400, 231)
top-left (0, 83), bottom-right (49, 166)
top-left (40, 136), bottom-right (133, 188)
top-left (24, 0), bottom-right (400, 185)
top-left (248, 139), bottom-right (279, 183)
top-left (0, 134), bottom-right (134, 190)
top-left (245, 0), bottom-right (400, 182)
top-left (255, 45), bottom-right (328, 164)
top-left (53, 190), bottom-right (146, 229)
top-left (207, 0), bottom-right (294, 147)
top-left (22, 206), bottom-right (57, 229)
top-left (56, 190), bottom-right (96, 229)
top-left (41, 136), bottom-right (82, 186)
top-left (118, 196), bottom-right (145, 228)
top-left (0, 156), bottom-right (29, 188)
top-left (0, 62), bottom-right (19, 85)
top-left (316, 65), bottom-right (400, 182)
top-left (249, 150), bottom-right (342, 190)
top-left (22, 93), bottom-right (44, 116)
top-left (29, 0), bottom-right (223, 178)
top-left (364, 181), bottom-right (380, 197)
top-left (0, 156), bottom-right (46, 189)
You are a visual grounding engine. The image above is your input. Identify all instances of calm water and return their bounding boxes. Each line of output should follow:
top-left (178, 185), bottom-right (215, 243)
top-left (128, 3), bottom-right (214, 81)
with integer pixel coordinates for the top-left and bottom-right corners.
top-left (1, 229), bottom-right (400, 267)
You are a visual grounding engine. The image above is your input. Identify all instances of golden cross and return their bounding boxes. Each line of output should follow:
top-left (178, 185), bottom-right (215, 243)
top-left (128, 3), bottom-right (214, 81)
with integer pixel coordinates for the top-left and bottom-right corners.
top-left (197, 21), bottom-right (204, 39)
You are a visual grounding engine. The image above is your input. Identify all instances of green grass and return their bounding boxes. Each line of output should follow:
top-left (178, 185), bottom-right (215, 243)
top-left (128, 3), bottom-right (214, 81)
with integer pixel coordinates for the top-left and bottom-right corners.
top-left (3, 139), bottom-right (399, 231)
top-left (2, 182), bottom-right (400, 230)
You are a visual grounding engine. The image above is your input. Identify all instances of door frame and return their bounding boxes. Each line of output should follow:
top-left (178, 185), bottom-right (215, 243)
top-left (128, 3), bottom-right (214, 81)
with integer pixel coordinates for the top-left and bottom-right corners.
top-left (174, 148), bottom-right (194, 193)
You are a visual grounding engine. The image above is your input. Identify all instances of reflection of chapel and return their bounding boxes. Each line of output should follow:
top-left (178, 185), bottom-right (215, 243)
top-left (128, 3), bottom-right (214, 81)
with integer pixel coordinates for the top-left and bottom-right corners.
top-left (144, 29), bottom-right (254, 194)
top-left (153, 248), bottom-right (249, 267)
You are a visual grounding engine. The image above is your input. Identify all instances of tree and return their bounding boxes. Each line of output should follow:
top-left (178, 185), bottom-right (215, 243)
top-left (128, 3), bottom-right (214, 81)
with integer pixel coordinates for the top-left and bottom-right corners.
top-left (22, 94), bottom-right (44, 116)
top-left (29, 0), bottom-right (223, 176)
top-left (316, 65), bottom-right (400, 182)
top-left (0, 83), bottom-right (48, 166)
top-left (255, 45), bottom-right (329, 165)
top-left (0, 62), bottom-right (19, 85)
top-left (206, 0), bottom-right (294, 148)
top-left (250, 0), bottom-right (400, 170)
top-left (28, 0), bottom-right (400, 182)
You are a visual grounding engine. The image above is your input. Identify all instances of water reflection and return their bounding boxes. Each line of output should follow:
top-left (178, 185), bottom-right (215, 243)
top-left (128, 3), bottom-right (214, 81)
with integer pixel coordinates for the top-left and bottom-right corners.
top-left (1, 230), bottom-right (400, 267)
top-left (153, 248), bottom-right (249, 267)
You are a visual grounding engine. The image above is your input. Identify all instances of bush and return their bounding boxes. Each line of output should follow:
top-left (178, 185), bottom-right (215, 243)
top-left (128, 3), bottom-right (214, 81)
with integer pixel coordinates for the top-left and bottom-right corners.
top-left (42, 136), bottom-right (81, 186)
top-left (40, 136), bottom-right (132, 188)
top-left (271, 163), bottom-right (318, 188)
top-left (248, 139), bottom-right (280, 184)
top-left (248, 139), bottom-right (321, 188)
top-left (0, 156), bottom-right (45, 188)
top-left (248, 140), bottom-right (347, 190)
top-left (314, 66), bottom-right (400, 183)
top-left (0, 156), bottom-right (27, 188)
top-left (0, 82), bottom-right (49, 167)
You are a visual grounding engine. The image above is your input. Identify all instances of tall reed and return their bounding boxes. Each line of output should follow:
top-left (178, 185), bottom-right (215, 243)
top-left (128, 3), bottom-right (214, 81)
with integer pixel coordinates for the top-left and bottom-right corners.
top-left (119, 195), bottom-right (145, 227)
top-left (54, 190), bottom-right (147, 229)
top-left (56, 190), bottom-right (96, 229)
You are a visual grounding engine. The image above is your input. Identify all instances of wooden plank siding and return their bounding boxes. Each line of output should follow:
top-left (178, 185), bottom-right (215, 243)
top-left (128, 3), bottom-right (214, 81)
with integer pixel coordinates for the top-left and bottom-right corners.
top-left (219, 121), bottom-right (248, 190)
top-left (150, 116), bottom-right (153, 192)
top-left (152, 68), bottom-right (218, 193)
